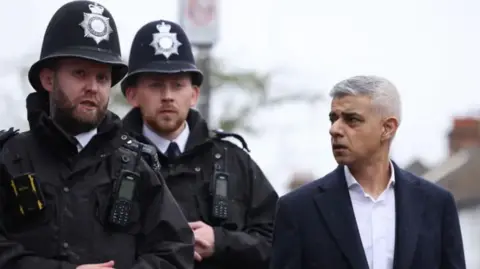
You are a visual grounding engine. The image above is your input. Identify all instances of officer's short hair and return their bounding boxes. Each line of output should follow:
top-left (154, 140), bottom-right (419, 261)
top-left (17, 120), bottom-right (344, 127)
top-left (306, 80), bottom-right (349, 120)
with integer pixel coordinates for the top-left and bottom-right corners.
top-left (329, 75), bottom-right (402, 124)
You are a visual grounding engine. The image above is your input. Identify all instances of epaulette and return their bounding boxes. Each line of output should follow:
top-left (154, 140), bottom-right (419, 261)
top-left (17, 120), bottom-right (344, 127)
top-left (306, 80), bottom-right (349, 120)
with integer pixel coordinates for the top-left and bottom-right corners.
top-left (0, 128), bottom-right (19, 149)
top-left (122, 137), bottom-right (161, 173)
top-left (211, 129), bottom-right (250, 152)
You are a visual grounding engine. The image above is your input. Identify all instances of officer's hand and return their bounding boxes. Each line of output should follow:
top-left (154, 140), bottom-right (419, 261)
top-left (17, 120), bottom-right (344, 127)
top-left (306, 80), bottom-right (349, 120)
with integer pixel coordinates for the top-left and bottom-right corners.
top-left (189, 221), bottom-right (215, 261)
top-left (193, 250), bottom-right (203, 262)
top-left (76, 260), bottom-right (115, 269)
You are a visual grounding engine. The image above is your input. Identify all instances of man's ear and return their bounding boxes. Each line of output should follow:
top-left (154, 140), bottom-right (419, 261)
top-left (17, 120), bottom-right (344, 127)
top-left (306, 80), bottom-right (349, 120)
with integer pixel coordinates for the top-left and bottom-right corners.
top-left (39, 68), bottom-right (55, 92)
top-left (125, 87), bottom-right (139, 107)
top-left (381, 117), bottom-right (399, 141)
top-left (190, 85), bottom-right (200, 107)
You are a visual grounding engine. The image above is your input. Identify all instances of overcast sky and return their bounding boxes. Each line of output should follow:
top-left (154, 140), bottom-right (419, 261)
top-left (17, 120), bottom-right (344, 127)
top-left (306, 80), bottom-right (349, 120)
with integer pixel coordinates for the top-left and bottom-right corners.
top-left (1, 0), bottom-right (479, 194)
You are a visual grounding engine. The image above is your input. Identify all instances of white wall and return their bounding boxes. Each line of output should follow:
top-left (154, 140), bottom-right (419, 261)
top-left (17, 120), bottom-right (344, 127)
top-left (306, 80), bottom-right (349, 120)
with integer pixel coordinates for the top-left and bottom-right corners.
top-left (459, 205), bottom-right (480, 269)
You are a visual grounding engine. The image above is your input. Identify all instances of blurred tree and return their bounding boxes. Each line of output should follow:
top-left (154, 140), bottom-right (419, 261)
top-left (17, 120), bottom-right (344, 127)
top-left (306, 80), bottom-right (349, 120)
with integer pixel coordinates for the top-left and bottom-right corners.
top-left (111, 57), bottom-right (323, 133)
top-left (0, 55), bottom-right (35, 92)
top-left (0, 56), bottom-right (34, 130)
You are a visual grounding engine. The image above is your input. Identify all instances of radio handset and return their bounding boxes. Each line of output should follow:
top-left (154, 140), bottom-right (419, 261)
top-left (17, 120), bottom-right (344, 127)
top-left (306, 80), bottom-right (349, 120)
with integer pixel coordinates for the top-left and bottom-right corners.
top-left (211, 172), bottom-right (229, 220)
top-left (109, 170), bottom-right (139, 226)
top-left (109, 141), bottom-right (143, 227)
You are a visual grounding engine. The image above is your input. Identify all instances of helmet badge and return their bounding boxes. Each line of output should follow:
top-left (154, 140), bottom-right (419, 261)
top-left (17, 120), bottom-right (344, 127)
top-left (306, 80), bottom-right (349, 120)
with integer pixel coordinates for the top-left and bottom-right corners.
top-left (79, 3), bottom-right (114, 45)
top-left (150, 22), bottom-right (182, 59)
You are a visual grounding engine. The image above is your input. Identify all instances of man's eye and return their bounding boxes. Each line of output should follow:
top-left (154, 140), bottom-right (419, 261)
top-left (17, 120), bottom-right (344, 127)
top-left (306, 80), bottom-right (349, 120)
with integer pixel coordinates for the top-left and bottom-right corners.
top-left (348, 118), bottom-right (360, 123)
top-left (74, 70), bottom-right (86, 77)
top-left (97, 74), bottom-right (109, 82)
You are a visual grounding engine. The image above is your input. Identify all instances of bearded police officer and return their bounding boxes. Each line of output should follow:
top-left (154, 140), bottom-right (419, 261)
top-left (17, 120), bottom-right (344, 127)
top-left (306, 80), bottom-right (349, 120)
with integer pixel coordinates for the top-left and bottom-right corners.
top-left (121, 20), bottom-right (279, 269)
top-left (0, 2), bottom-right (194, 269)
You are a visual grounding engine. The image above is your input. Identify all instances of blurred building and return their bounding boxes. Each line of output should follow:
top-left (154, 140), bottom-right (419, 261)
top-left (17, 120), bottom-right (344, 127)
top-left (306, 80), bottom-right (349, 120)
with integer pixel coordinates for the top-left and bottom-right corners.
top-left (287, 171), bottom-right (315, 191)
top-left (404, 159), bottom-right (429, 176)
top-left (407, 116), bottom-right (480, 269)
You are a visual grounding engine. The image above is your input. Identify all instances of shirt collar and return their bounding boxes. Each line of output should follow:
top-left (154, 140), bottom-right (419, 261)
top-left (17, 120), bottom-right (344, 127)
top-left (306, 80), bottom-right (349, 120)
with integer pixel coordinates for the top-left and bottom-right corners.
top-left (74, 128), bottom-right (97, 152)
top-left (344, 161), bottom-right (396, 189)
top-left (142, 122), bottom-right (190, 154)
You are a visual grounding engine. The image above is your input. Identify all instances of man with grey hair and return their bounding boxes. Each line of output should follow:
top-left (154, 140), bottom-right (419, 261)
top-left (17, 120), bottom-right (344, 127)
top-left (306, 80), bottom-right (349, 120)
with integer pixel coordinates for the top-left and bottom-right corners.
top-left (270, 75), bottom-right (465, 269)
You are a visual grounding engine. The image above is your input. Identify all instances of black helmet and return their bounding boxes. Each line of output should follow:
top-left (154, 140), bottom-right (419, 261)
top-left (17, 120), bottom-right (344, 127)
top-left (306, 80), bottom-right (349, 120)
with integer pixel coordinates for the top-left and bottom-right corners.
top-left (28, 0), bottom-right (128, 92)
top-left (121, 19), bottom-right (203, 95)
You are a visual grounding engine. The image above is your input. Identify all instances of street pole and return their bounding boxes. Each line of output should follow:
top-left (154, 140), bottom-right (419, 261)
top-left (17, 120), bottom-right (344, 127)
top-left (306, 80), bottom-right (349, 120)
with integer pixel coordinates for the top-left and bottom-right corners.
top-left (178, 0), bottom-right (218, 126)
top-left (196, 46), bottom-right (212, 124)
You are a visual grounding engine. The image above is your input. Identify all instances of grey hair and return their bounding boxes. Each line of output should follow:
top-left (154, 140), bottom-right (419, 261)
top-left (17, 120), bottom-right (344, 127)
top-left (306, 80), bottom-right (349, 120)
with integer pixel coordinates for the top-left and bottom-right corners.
top-left (329, 75), bottom-right (402, 124)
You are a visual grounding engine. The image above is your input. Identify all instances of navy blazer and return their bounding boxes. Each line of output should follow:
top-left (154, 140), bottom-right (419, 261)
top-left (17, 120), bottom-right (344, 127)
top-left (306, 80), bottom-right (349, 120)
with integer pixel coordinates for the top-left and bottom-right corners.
top-left (270, 163), bottom-right (465, 269)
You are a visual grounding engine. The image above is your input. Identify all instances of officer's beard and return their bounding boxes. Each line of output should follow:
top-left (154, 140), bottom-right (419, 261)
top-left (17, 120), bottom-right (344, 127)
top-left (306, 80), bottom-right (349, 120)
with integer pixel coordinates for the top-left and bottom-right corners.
top-left (143, 111), bottom-right (186, 140)
top-left (49, 81), bottom-right (108, 136)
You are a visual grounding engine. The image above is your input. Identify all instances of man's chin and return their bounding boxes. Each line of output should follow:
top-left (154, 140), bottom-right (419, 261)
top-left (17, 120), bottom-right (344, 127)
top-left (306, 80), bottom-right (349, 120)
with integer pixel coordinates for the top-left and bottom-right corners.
top-left (74, 107), bottom-right (105, 120)
top-left (156, 124), bottom-right (179, 134)
top-left (333, 156), bottom-right (353, 166)
top-left (74, 114), bottom-right (99, 125)
top-left (73, 113), bottom-right (104, 129)
top-left (147, 119), bottom-right (183, 135)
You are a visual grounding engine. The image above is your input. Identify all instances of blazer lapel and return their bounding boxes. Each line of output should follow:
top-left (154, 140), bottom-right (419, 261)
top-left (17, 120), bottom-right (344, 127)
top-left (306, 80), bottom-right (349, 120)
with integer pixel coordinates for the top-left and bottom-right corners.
top-left (393, 164), bottom-right (425, 269)
top-left (313, 166), bottom-right (369, 269)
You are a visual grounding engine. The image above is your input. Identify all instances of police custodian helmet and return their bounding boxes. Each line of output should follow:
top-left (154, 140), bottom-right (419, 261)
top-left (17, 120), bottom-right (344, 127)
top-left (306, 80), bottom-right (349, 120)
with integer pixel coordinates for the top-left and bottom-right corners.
top-left (28, 0), bottom-right (128, 92)
top-left (120, 20), bottom-right (203, 95)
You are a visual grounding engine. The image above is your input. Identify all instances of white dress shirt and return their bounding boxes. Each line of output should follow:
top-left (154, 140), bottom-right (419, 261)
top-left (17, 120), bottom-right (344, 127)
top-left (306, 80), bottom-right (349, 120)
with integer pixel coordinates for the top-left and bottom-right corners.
top-left (344, 163), bottom-right (396, 269)
top-left (142, 122), bottom-right (190, 154)
top-left (74, 128), bottom-right (97, 152)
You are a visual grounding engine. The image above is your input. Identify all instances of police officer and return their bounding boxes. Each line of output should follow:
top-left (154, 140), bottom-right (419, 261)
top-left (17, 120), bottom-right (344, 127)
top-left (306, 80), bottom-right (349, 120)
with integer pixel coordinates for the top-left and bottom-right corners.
top-left (121, 19), bottom-right (279, 269)
top-left (0, 2), bottom-right (193, 269)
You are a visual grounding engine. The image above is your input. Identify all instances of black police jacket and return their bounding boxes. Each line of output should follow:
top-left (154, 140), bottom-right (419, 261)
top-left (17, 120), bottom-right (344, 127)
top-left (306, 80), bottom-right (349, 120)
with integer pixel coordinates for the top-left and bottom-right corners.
top-left (123, 108), bottom-right (279, 269)
top-left (0, 92), bottom-right (194, 269)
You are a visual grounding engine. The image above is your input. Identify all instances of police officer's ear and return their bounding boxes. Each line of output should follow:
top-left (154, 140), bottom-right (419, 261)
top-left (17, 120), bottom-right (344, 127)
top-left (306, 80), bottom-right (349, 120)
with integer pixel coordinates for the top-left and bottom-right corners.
top-left (39, 67), bottom-right (55, 93)
top-left (125, 87), bottom-right (139, 108)
top-left (190, 85), bottom-right (200, 107)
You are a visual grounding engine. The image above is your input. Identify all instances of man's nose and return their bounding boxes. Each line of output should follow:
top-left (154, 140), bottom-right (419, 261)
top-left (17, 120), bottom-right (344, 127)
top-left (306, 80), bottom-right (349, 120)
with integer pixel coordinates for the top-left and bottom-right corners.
top-left (329, 120), bottom-right (343, 137)
top-left (86, 76), bottom-right (101, 92)
top-left (161, 87), bottom-right (174, 101)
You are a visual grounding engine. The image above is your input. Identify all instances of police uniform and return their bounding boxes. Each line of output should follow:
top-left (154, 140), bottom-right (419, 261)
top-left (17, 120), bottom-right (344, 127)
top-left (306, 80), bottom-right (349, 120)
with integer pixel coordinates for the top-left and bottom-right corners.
top-left (0, 2), bottom-right (193, 269)
top-left (121, 20), bottom-right (279, 269)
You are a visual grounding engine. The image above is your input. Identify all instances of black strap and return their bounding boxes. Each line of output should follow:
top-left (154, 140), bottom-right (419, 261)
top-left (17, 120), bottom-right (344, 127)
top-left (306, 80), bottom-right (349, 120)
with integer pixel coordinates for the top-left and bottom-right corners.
top-left (119, 147), bottom-right (140, 173)
top-left (0, 128), bottom-right (27, 176)
top-left (215, 147), bottom-right (227, 171)
top-left (12, 154), bottom-right (35, 177)
top-left (210, 146), bottom-right (228, 194)
top-left (209, 145), bottom-right (230, 224)
top-left (211, 130), bottom-right (250, 152)
top-left (8, 133), bottom-right (35, 177)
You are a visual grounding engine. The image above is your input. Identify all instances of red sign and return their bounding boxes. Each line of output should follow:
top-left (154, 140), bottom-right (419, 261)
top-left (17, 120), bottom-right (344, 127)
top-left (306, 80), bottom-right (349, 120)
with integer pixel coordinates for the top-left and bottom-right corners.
top-left (187, 0), bottom-right (216, 26)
